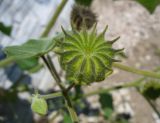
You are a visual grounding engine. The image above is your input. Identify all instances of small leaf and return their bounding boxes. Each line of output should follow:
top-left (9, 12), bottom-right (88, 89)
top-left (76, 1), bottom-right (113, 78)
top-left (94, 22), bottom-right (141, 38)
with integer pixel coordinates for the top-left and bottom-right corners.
top-left (4, 38), bottom-right (57, 60)
top-left (136, 0), bottom-right (160, 13)
top-left (31, 95), bottom-right (48, 115)
top-left (0, 22), bottom-right (12, 35)
top-left (99, 93), bottom-right (114, 119)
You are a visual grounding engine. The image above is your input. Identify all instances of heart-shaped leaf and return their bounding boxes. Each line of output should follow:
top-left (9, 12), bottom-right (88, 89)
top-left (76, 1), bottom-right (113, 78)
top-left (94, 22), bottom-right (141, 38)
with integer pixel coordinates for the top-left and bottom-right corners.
top-left (4, 38), bottom-right (56, 60)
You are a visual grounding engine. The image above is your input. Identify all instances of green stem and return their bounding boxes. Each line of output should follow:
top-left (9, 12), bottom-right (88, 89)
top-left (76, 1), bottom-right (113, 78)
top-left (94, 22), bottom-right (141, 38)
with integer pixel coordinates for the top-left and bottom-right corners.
top-left (39, 92), bottom-right (62, 100)
top-left (81, 78), bottom-right (144, 99)
top-left (46, 55), bottom-right (62, 83)
top-left (42, 56), bottom-right (79, 122)
top-left (0, 57), bottom-right (14, 68)
top-left (113, 63), bottom-right (160, 79)
top-left (41, 56), bottom-right (65, 90)
top-left (63, 91), bottom-right (79, 123)
top-left (40, 0), bottom-right (68, 37)
top-left (66, 83), bottom-right (76, 92)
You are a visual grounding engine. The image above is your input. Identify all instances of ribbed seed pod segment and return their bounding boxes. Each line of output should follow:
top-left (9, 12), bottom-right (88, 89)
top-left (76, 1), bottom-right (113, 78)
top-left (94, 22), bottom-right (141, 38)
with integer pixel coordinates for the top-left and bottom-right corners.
top-left (59, 25), bottom-right (122, 85)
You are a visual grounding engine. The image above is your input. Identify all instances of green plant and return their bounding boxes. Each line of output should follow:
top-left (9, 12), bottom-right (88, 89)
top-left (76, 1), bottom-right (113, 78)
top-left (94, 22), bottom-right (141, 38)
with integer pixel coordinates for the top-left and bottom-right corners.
top-left (136, 0), bottom-right (160, 13)
top-left (1, 0), bottom-right (160, 123)
top-left (0, 22), bottom-right (12, 36)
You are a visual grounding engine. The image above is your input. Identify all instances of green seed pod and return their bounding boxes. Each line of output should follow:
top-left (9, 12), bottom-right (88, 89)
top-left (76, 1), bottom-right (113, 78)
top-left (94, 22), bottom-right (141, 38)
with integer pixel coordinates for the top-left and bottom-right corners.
top-left (58, 24), bottom-right (123, 85)
top-left (71, 4), bottom-right (97, 30)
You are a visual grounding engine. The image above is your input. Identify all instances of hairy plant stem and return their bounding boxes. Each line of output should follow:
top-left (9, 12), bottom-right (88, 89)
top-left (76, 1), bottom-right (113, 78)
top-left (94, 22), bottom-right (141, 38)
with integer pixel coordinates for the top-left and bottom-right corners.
top-left (113, 63), bottom-right (160, 79)
top-left (80, 78), bottom-right (145, 99)
top-left (62, 91), bottom-right (79, 123)
top-left (46, 54), bottom-right (78, 121)
top-left (40, 0), bottom-right (68, 37)
top-left (66, 83), bottom-right (76, 92)
top-left (41, 56), bottom-right (65, 90)
top-left (42, 55), bottom-right (79, 122)
top-left (39, 91), bottom-right (62, 100)
top-left (46, 55), bottom-right (62, 84)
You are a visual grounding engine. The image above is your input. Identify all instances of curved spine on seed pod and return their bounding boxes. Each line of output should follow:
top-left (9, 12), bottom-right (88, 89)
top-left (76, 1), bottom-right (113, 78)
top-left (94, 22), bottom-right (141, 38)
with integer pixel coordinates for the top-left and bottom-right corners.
top-left (57, 24), bottom-right (123, 85)
top-left (70, 4), bottom-right (97, 30)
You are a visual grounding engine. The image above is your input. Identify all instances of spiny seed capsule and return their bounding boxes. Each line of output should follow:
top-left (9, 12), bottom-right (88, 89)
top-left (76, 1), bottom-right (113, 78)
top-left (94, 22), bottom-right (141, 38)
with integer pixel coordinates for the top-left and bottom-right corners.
top-left (71, 4), bottom-right (97, 30)
top-left (59, 24), bottom-right (123, 85)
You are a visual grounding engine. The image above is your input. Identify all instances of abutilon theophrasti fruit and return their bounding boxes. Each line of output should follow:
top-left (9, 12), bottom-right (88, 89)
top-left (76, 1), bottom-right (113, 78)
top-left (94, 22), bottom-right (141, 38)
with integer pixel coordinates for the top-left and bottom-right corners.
top-left (57, 24), bottom-right (123, 85)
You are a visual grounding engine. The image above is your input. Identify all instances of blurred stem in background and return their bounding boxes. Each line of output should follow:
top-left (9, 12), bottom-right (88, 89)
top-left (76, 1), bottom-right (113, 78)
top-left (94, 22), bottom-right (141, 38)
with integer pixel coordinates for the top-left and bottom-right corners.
top-left (113, 63), bottom-right (160, 79)
top-left (40, 0), bottom-right (68, 37)
top-left (0, 0), bottom-right (68, 68)
top-left (79, 66), bottom-right (160, 118)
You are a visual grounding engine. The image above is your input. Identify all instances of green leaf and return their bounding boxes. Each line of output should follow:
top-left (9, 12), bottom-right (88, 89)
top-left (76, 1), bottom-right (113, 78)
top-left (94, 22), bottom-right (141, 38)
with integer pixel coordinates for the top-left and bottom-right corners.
top-left (31, 94), bottom-right (48, 115)
top-left (63, 112), bottom-right (72, 123)
top-left (4, 38), bottom-right (57, 60)
top-left (136, 0), bottom-right (160, 13)
top-left (16, 58), bottom-right (39, 70)
top-left (16, 57), bottom-right (43, 73)
top-left (28, 63), bottom-right (43, 73)
top-left (99, 93), bottom-right (114, 119)
top-left (75, 0), bottom-right (93, 6)
top-left (0, 22), bottom-right (12, 35)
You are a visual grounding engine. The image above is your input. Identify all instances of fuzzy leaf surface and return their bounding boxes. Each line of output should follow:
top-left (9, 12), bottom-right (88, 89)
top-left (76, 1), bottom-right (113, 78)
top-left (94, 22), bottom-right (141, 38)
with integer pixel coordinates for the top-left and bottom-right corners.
top-left (4, 38), bottom-right (56, 60)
